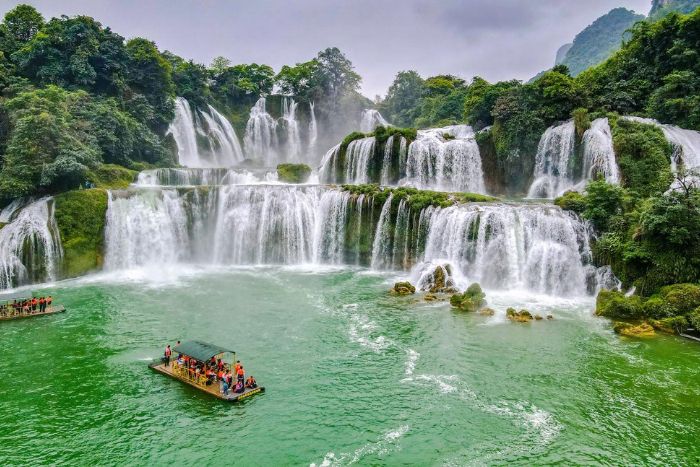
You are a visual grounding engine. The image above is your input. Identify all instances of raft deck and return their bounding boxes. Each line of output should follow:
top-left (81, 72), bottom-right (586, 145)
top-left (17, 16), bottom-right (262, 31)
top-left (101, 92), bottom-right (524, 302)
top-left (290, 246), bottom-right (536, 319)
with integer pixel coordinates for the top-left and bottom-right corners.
top-left (149, 361), bottom-right (264, 402)
top-left (0, 305), bottom-right (66, 321)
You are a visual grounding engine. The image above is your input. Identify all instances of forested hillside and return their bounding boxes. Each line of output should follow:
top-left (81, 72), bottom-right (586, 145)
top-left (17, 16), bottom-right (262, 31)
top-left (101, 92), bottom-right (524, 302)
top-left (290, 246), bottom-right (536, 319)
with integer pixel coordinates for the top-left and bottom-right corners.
top-left (0, 5), bottom-right (368, 204)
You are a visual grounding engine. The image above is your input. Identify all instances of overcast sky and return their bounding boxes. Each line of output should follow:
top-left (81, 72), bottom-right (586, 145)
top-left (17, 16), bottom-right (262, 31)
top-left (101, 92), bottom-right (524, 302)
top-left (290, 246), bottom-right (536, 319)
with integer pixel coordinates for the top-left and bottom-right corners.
top-left (0, 0), bottom-right (652, 97)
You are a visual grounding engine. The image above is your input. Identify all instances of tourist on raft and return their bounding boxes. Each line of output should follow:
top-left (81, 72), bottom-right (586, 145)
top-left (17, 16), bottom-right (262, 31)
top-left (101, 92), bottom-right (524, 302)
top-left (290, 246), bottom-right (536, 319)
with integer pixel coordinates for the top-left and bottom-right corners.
top-left (0, 296), bottom-right (53, 317)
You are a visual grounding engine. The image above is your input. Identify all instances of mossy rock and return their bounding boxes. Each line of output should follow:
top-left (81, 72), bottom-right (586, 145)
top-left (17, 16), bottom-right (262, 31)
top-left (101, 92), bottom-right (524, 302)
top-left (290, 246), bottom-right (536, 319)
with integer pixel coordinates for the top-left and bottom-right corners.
top-left (478, 307), bottom-right (495, 316)
top-left (424, 293), bottom-right (438, 301)
top-left (391, 281), bottom-right (416, 296)
top-left (54, 189), bottom-right (108, 278)
top-left (613, 321), bottom-right (655, 338)
top-left (650, 316), bottom-right (688, 334)
top-left (506, 308), bottom-right (533, 323)
top-left (546, 314), bottom-right (554, 320)
top-left (534, 314), bottom-right (544, 320)
top-left (450, 283), bottom-right (486, 312)
top-left (87, 164), bottom-right (138, 189)
top-left (277, 163), bottom-right (311, 183)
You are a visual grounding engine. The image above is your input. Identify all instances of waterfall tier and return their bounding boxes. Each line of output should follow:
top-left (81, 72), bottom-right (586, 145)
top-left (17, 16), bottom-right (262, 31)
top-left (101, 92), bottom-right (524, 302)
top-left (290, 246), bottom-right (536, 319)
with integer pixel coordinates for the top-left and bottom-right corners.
top-left (104, 184), bottom-right (606, 296)
top-left (527, 119), bottom-right (620, 198)
top-left (319, 125), bottom-right (486, 193)
top-left (168, 97), bottom-right (244, 168)
top-left (135, 168), bottom-right (276, 186)
top-left (0, 198), bottom-right (62, 289)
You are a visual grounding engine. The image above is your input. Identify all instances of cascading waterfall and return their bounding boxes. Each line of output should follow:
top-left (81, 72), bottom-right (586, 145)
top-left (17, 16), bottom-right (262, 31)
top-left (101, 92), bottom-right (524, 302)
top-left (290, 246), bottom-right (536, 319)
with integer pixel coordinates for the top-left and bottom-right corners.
top-left (280, 97), bottom-right (302, 162)
top-left (308, 102), bottom-right (318, 155)
top-left (243, 98), bottom-right (279, 165)
top-left (318, 145), bottom-right (341, 184)
top-left (527, 120), bottom-right (577, 198)
top-left (380, 135), bottom-right (395, 185)
top-left (167, 97), bottom-right (244, 168)
top-left (103, 180), bottom-right (612, 296)
top-left (360, 109), bottom-right (389, 132)
top-left (345, 137), bottom-right (376, 184)
top-left (624, 116), bottom-right (700, 171)
top-left (418, 204), bottom-right (597, 296)
top-left (0, 198), bottom-right (62, 289)
top-left (404, 125), bottom-right (486, 193)
top-left (581, 118), bottom-right (620, 185)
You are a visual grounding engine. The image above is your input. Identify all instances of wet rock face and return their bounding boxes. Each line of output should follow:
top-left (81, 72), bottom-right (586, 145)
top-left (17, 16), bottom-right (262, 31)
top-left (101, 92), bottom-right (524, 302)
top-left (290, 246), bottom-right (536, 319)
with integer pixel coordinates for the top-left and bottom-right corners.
top-left (391, 281), bottom-right (416, 295)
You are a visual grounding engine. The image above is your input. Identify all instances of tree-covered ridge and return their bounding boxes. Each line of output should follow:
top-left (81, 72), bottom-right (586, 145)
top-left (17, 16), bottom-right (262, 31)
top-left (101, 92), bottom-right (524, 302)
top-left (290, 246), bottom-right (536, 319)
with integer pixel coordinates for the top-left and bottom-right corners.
top-left (0, 5), bottom-right (369, 203)
top-left (558, 8), bottom-right (644, 77)
top-left (650, 0), bottom-right (700, 18)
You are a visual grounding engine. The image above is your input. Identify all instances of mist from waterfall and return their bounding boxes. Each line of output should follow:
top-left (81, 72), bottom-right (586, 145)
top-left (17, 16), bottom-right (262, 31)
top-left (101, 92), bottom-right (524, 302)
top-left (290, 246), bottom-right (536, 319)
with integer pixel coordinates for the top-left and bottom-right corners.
top-left (167, 97), bottom-right (244, 168)
top-left (0, 198), bottom-right (63, 289)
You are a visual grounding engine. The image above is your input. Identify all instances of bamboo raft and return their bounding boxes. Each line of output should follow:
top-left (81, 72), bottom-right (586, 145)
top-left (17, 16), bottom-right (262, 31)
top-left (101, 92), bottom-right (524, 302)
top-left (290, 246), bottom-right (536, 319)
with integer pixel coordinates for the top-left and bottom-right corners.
top-left (0, 305), bottom-right (66, 321)
top-left (149, 340), bottom-right (264, 402)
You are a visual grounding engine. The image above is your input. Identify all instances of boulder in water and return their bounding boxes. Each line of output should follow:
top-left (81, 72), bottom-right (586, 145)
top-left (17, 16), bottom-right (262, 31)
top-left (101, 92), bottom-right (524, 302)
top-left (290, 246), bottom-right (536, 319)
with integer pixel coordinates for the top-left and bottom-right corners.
top-left (534, 314), bottom-right (543, 320)
top-left (613, 321), bottom-right (655, 337)
top-left (391, 281), bottom-right (416, 296)
top-left (424, 293), bottom-right (438, 301)
top-left (479, 307), bottom-right (495, 316)
top-left (418, 263), bottom-right (457, 294)
top-left (506, 308), bottom-right (533, 323)
top-left (450, 283), bottom-right (486, 312)
top-left (547, 314), bottom-right (554, 320)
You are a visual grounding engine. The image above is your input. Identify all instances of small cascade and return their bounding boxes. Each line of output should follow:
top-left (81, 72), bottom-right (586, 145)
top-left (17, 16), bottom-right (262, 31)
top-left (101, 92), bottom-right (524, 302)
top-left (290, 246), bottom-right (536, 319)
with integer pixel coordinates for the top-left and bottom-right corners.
top-left (360, 109), bottom-right (389, 132)
top-left (404, 125), bottom-right (486, 193)
top-left (243, 98), bottom-right (279, 165)
top-left (527, 120), bottom-right (577, 198)
top-left (167, 97), bottom-right (244, 168)
top-left (624, 116), bottom-right (700, 171)
top-left (135, 168), bottom-right (260, 186)
top-left (345, 137), bottom-right (376, 184)
top-left (280, 97), bottom-right (302, 162)
top-left (581, 118), bottom-right (619, 185)
top-left (308, 102), bottom-right (318, 155)
top-left (0, 198), bottom-right (63, 289)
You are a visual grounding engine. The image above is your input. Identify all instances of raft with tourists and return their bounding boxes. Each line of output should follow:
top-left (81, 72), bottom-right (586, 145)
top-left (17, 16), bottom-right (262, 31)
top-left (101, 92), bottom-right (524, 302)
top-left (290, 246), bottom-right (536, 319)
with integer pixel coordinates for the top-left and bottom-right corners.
top-left (0, 291), bottom-right (64, 321)
top-left (149, 340), bottom-right (264, 402)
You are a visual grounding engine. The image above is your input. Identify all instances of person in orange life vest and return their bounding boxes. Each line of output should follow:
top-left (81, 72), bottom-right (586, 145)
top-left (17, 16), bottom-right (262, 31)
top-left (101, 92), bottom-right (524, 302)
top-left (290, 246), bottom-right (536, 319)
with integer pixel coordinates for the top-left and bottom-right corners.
top-left (237, 365), bottom-right (244, 384)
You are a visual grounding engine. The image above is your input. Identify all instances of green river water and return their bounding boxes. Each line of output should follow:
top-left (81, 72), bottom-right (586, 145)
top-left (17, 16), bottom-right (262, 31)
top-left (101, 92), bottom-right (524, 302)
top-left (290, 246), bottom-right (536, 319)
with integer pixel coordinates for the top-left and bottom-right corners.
top-left (0, 266), bottom-right (698, 466)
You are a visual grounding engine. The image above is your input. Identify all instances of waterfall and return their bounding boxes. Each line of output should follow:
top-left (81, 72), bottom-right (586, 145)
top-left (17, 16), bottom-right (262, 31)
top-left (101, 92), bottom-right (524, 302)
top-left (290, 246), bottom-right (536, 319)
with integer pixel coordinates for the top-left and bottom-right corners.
top-left (136, 168), bottom-right (261, 186)
top-left (167, 97), bottom-right (244, 168)
top-left (104, 185), bottom-right (360, 268)
top-left (360, 109), bottom-right (389, 132)
top-left (243, 98), bottom-right (279, 165)
top-left (418, 204), bottom-right (595, 296)
top-left (404, 125), bottom-right (486, 193)
top-left (380, 136), bottom-right (395, 185)
top-left (370, 194), bottom-right (394, 269)
top-left (281, 97), bottom-right (302, 162)
top-left (308, 102), bottom-right (318, 155)
top-left (345, 137), bottom-right (376, 184)
top-left (318, 145), bottom-right (341, 184)
top-left (527, 120), bottom-right (577, 198)
top-left (0, 198), bottom-right (62, 289)
top-left (581, 118), bottom-right (619, 185)
top-left (623, 116), bottom-right (700, 171)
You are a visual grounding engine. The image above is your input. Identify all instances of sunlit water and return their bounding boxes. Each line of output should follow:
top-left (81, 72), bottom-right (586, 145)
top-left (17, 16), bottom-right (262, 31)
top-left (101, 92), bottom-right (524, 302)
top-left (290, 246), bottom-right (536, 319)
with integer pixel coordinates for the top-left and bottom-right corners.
top-left (0, 266), bottom-right (698, 465)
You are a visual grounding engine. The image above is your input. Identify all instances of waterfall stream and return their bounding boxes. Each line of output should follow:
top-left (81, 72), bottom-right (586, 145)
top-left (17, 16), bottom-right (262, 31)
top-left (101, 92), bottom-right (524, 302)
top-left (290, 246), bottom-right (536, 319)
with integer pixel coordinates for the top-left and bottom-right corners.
top-left (623, 116), bottom-right (700, 171)
top-left (360, 109), bottom-right (389, 132)
top-left (167, 97), bottom-right (244, 168)
top-left (0, 198), bottom-right (62, 289)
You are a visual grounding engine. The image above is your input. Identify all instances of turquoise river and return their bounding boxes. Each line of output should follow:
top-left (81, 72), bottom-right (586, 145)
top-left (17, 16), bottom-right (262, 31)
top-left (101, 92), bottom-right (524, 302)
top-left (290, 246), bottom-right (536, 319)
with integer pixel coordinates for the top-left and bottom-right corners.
top-left (0, 266), bottom-right (699, 465)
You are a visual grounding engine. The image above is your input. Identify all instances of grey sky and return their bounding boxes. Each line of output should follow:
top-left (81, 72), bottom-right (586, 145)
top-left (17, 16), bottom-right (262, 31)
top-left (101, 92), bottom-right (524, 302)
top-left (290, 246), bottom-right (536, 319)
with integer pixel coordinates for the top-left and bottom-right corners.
top-left (0, 0), bottom-right (653, 97)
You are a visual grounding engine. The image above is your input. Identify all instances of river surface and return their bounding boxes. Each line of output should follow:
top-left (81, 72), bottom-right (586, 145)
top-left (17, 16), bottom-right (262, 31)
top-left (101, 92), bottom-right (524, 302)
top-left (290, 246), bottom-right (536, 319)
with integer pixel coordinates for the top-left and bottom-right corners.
top-left (0, 266), bottom-right (698, 466)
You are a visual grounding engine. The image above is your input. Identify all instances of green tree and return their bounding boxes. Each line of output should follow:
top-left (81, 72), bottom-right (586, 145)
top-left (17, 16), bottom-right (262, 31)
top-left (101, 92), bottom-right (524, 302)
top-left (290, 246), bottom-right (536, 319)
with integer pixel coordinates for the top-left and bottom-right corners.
top-left (315, 47), bottom-right (361, 110)
top-left (275, 59), bottom-right (320, 100)
top-left (125, 38), bottom-right (174, 129)
top-left (381, 70), bottom-right (425, 127)
top-left (0, 4), bottom-right (44, 55)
